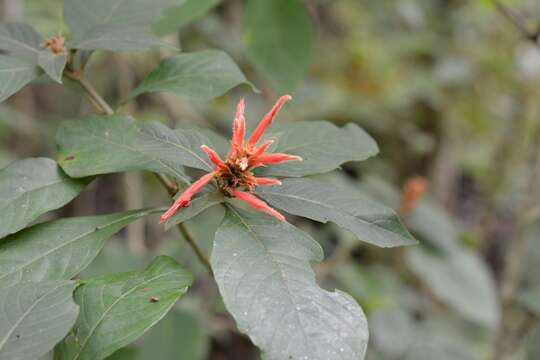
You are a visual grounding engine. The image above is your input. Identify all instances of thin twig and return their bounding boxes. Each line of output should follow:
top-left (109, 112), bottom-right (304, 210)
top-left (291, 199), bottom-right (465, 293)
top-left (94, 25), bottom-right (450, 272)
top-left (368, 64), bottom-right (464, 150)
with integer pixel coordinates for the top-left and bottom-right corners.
top-left (67, 71), bottom-right (214, 276)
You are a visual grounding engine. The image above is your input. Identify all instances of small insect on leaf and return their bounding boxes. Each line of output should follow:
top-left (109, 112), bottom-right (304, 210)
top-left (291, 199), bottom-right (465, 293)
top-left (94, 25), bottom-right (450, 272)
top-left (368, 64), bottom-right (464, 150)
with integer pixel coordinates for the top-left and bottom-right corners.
top-left (150, 296), bottom-right (160, 303)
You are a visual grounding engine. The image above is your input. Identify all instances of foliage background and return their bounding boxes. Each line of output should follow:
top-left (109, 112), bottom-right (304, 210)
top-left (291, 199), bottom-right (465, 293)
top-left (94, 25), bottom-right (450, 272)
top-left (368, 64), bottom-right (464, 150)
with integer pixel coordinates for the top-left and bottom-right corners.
top-left (1, 0), bottom-right (540, 359)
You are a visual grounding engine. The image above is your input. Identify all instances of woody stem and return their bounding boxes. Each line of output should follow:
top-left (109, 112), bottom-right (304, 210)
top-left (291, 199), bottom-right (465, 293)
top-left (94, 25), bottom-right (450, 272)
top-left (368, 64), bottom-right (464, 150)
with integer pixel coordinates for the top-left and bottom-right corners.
top-left (67, 70), bottom-right (214, 276)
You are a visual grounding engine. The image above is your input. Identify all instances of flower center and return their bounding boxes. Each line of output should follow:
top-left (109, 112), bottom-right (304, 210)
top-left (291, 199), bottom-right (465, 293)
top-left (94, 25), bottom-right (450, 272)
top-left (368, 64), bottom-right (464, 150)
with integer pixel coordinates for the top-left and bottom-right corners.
top-left (217, 158), bottom-right (256, 196)
top-left (43, 35), bottom-right (67, 54)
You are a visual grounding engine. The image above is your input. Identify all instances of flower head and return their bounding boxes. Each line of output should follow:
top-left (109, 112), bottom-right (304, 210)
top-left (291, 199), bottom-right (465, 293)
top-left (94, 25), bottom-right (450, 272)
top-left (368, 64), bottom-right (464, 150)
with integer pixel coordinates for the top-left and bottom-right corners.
top-left (160, 95), bottom-right (301, 223)
top-left (43, 34), bottom-right (67, 54)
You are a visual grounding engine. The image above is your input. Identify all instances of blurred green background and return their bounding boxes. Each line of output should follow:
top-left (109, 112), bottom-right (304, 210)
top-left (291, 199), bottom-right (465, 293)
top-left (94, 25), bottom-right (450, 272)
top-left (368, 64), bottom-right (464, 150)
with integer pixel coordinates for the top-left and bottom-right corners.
top-left (2, 0), bottom-right (540, 359)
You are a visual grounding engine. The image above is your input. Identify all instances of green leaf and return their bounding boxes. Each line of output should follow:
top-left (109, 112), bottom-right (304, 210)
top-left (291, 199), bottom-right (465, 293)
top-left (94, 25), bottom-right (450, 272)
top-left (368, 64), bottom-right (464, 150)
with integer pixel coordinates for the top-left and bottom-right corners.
top-left (81, 242), bottom-right (146, 279)
top-left (361, 176), bottom-right (460, 252)
top-left (407, 247), bottom-right (500, 328)
top-left (131, 50), bottom-right (254, 101)
top-left (0, 281), bottom-right (79, 360)
top-left (0, 55), bottom-right (40, 102)
top-left (257, 178), bottom-right (416, 247)
top-left (57, 115), bottom-right (213, 180)
top-left (258, 121), bottom-right (379, 177)
top-left (63, 0), bottom-right (184, 50)
top-left (0, 23), bottom-right (45, 101)
top-left (37, 51), bottom-right (67, 83)
top-left (152, 0), bottom-right (220, 35)
top-left (105, 348), bottom-right (138, 360)
top-left (0, 209), bottom-right (159, 288)
top-left (0, 22), bottom-right (42, 61)
top-left (102, 309), bottom-right (209, 360)
top-left (244, 0), bottom-right (313, 92)
top-left (212, 207), bottom-right (369, 360)
top-left (179, 126), bottom-right (229, 156)
top-left (55, 256), bottom-right (192, 360)
top-left (164, 191), bottom-right (224, 229)
top-left (0, 22), bottom-right (66, 83)
top-left (0, 158), bottom-right (90, 239)
top-left (137, 308), bottom-right (208, 360)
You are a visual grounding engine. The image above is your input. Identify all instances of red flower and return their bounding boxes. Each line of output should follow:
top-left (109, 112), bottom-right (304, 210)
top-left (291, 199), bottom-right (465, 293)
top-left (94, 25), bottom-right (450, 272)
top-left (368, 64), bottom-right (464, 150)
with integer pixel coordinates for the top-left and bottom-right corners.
top-left (160, 95), bottom-right (301, 223)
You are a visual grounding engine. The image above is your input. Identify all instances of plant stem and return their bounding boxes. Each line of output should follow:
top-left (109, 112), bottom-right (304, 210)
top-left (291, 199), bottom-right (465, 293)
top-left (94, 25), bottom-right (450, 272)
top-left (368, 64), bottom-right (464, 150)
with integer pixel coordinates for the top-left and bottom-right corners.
top-left (65, 71), bottom-right (115, 115)
top-left (178, 221), bottom-right (214, 276)
top-left (66, 70), bottom-right (214, 276)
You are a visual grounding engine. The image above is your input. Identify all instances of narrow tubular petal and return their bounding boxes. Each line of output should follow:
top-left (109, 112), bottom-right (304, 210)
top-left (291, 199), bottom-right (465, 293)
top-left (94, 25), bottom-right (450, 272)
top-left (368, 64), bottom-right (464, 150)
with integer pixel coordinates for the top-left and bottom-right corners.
top-left (201, 145), bottom-right (227, 169)
top-left (231, 98), bottom-right (246, 154)
top-left (248, 95), bottom-right (292, 147)
top-left (252, 139), bottom-right (274, 157)
top-left (252, 153), bottom-right (302, 166)
top-left (160, 172), bottom-right (216, 223)
top-left (232, 189), bottom-right (286, 221)
top-left (254, 177), bottom-right (282, 186)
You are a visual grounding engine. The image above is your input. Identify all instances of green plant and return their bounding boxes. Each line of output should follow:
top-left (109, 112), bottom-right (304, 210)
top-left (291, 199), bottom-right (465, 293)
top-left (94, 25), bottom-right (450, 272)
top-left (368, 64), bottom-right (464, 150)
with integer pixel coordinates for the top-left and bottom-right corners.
top-left (0, 1), bottom-right (417, 359)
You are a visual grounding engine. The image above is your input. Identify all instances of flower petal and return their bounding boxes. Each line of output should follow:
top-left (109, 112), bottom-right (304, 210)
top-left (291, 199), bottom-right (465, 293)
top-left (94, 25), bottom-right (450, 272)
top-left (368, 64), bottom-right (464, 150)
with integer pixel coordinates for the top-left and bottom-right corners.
top-left (254, 177), bottom-right (282, 186)
top-left (248, 95), bottom-right (292, 147)
top-left (252, 139), bottom-right (274, 157)
top-left (231, 189), bottom-right (286, 221)
top-left (231, 98), bottom-right (246, 156)
top-left (160, 171), bottom-right (216, 223)
top-left (201, 145), bottom-right (227, 170)
top-left (251, 153), bottom-right (302, 167)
